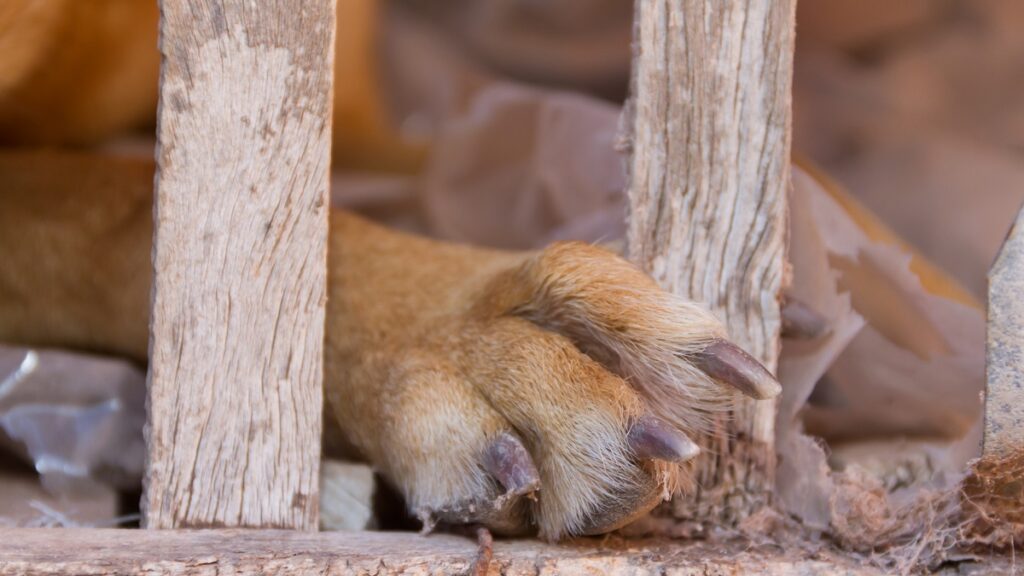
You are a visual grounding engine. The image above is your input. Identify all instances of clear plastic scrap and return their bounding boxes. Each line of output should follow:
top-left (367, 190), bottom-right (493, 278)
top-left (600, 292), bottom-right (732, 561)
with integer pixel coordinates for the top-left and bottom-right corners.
top-left (0, 345), bottom-right (145, 493)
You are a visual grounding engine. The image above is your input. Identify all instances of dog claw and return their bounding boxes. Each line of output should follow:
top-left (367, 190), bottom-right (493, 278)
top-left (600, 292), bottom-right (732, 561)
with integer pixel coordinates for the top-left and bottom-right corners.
top-left (781, 297), bottom-right (829, 339)
top-left (694, 340), bottom-right (782, 400)
top-left (627, 416), bottom-right (700, 462)
top-left (483, 432), bottom-right (540, 496)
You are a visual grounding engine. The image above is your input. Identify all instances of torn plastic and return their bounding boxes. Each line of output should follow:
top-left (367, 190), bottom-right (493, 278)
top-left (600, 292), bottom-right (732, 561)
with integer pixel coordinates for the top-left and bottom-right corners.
top-left (0, 467), bottom-right (121, 528)
top-left (774, 166), bottom-right (985, 538)
top-left (0, 346), bottom-right (146, 493)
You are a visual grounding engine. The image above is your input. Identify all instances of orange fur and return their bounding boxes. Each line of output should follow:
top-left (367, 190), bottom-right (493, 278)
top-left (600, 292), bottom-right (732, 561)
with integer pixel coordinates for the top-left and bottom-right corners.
top-left (0, 0), bottom-right (160, 145)
top-left (0, 0), bottom-right (423, 170)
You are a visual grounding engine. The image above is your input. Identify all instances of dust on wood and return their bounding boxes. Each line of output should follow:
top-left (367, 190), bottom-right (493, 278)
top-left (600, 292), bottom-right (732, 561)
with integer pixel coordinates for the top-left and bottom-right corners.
top-left (622, 0), bottom-right (796, 523)
top-left (145, 0), bottom-right (336, 529)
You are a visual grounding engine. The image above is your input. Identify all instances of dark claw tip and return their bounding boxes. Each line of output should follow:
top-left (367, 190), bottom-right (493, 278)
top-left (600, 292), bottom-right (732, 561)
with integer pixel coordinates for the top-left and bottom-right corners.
top-left (694, 340), bottom-right (782, 400)
top-left (627, 416), bottom-right (700, 463)
top-left (483, 432), bottom-right (540, 496)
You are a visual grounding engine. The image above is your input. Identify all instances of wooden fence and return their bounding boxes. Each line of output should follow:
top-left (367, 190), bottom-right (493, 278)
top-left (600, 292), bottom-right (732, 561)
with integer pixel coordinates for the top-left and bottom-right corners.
top-left (0, 0), bottom-right (1017, 573)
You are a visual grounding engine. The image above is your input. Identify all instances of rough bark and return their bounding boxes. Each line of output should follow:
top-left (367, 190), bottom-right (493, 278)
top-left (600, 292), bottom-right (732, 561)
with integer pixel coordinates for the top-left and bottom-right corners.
top-left (0, 528), bottom-right (886, 575)
top-left (145, 0), bottom-right (336, 529)
top-left (622, 0), bottom-right (796, 523)
top-left (985, 206), bottom-right (1024, 457)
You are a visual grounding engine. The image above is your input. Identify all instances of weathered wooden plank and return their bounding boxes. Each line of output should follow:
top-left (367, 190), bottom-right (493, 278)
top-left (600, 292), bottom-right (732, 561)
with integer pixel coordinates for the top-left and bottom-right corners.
top-left (0, 529), bottom-right (884, 575)
top-left (145, 1), bottom-right (336, 529)
top-left (622, 0), bottom-right (795, 523)
top-left (986, 206), bottom-right (1024, 457)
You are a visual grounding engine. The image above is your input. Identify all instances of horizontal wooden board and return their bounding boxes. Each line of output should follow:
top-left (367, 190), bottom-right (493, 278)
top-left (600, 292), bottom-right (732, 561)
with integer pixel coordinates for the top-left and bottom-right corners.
top-left (0, 528), bottom-right (898, 575)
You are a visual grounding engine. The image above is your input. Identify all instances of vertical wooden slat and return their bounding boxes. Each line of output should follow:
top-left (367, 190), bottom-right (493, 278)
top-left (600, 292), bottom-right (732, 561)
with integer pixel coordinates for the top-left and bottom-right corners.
top-left (623, 0), bottom-right (795, 523)
top-left (985, 206), bottom-right (1024, 457)
top-left (144, 0), bottom-right (336, 529)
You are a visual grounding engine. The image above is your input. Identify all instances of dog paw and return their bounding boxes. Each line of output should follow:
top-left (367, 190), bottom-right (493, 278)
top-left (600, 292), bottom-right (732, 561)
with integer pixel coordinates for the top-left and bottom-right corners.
top-left (325, 226), bottom-right (780, 540)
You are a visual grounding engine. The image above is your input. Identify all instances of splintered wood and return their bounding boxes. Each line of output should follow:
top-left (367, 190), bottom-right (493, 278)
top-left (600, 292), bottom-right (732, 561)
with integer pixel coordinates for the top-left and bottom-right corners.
top-left (623, 0), bottom-right (795, 522)
top-left (986, 206), bottom-right (1024, 457)
top-left (145, 1), bottom-right (336, 529)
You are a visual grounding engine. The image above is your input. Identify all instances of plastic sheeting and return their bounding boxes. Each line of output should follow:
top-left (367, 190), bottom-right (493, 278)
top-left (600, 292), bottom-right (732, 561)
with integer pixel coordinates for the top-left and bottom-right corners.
top-left (0, 346), bottom-right (145, 492)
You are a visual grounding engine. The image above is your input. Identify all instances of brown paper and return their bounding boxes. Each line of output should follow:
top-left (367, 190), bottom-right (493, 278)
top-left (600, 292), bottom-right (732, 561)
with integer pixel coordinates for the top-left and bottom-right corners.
top-left (775, 168), bottom-right (984, 533)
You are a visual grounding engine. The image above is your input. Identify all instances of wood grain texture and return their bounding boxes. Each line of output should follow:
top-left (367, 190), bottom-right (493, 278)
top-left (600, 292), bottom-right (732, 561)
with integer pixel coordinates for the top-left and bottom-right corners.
top-left (0, 529), bottom-right (886, 575)
top-left (145, 0), bottom-right (336, 529)
top-left (986, 206), bottom-right (1024, 457)
top-left (622, 0), bottom-right (795, 523)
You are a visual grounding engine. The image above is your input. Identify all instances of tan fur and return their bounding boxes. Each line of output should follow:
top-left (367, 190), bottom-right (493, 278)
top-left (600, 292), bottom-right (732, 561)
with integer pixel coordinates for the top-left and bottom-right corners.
top-left (0, 0), bottom-right (160, 145)
top-left (0, 1), bottom-right (737, 539)
top-left (0, 0), bottom-right (423, 170)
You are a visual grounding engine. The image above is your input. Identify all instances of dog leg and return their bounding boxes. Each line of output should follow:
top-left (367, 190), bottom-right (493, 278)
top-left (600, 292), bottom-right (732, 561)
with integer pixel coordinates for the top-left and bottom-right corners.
top-left (0, 150), bottom-right (779, 538)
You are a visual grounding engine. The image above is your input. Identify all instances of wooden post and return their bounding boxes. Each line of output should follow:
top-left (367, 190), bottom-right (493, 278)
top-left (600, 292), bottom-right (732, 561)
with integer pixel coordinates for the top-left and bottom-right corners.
top-left (985, 206), bottom-right (1024, 457)
top-left (623, 0), bottom-right (795, 523)
top-left (967, 206), bottom-right (1024, 540)
top-left (145, 0), bottom-right (336, 529)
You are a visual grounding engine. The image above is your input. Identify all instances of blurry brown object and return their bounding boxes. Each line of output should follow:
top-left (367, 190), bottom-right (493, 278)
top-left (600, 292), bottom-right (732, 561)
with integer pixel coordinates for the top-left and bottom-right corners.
top-left (796, 0), bottom-right (937, 51)
top-left (0, 0), bottom-right (160, 145)
top-left (794, 0), bottom-right (1024, 299)
top-left (398, 0), bottom-right (633, 99)
top-left (0, 0), bottom-right (423, 172)
top-left (332, 0), bottom-right (427, 172)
